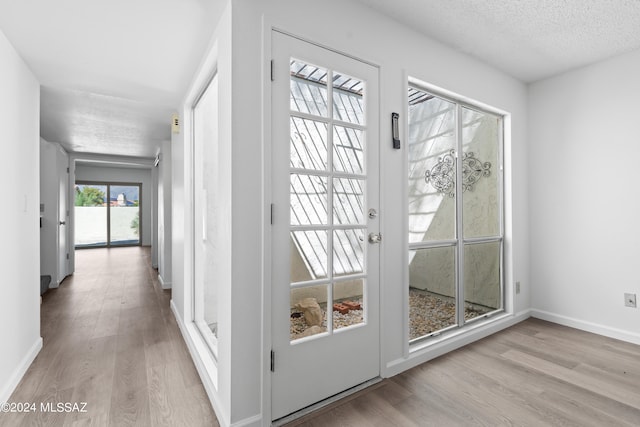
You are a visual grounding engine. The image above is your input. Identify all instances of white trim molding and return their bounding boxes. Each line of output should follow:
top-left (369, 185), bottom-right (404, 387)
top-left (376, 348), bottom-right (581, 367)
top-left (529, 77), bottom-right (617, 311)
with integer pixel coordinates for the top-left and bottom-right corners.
top-left (158, 274), bottom-right (172, 290)
top-left (384, 310), bottom-right (531, 378)
top-left (0, 337), bottom-right (42, 404)
top-left (170, 300), bottom-right (227, 426)
top-left (531, 309), bottom-right (640, 346)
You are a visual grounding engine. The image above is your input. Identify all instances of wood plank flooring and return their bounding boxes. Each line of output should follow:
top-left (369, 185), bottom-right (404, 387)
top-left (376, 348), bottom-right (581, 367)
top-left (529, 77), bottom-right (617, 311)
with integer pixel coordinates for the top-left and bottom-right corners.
top-left (285, 318), bottom-right (640, 427)
top-left (1, 247), bottom-right (218, 427)
top-left (4, 246), bottom-right (640, 426)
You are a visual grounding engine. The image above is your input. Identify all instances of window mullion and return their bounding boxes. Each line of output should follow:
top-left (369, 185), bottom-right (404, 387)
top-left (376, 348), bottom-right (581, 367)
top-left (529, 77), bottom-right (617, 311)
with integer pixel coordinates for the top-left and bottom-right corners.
top-left (455, 103), bottom-right (465, 328)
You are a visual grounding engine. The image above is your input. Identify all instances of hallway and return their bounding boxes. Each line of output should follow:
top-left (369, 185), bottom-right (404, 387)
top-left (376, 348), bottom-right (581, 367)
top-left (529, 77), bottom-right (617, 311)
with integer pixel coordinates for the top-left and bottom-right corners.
top-left (3, 247), bottom-right (218, 426)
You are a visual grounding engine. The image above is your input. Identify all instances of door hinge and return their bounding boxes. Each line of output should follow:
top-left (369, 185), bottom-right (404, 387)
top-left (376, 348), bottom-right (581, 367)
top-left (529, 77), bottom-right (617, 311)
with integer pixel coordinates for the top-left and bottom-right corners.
top-left (270, 203), bottom-right (274, 225)
top-left (66, 167), bottom-right (69, 173)
top-left (66, 253), bottom-right (69, 260)
top-left (270, 350), bottom-right (275, 372)
top-left (270, 60), bottom-right (274, 82)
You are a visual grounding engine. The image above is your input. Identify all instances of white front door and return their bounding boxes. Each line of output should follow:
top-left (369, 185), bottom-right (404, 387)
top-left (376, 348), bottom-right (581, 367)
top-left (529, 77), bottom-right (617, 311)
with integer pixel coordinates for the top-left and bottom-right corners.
top-left (271, 31), bottom-right (380, 420)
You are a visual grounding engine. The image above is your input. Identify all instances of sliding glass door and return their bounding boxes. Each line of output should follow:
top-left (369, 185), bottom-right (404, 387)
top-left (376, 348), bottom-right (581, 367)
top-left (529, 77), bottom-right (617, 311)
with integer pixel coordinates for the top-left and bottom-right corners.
top-left (407, 82), bottom-right (504, 343)
top-left (75, 182), bottom-right (141, 248)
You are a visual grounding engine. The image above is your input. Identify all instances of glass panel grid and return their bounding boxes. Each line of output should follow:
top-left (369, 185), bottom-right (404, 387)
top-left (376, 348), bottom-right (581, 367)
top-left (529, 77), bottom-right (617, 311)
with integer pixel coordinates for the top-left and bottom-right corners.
top-left (407, 83), bottom-right (504, 345)
top-left (289, 59), bottom-right (368, 341)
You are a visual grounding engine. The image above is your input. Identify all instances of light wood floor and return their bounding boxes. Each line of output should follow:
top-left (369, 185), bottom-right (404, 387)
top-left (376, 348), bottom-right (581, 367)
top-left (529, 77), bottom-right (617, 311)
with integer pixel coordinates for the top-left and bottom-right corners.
top-left (2, 247), bottom-right (218, 427)
top-left (4, 248), bottom-right (640, 426)
top-left (286, 318), bottom-right (640, 426)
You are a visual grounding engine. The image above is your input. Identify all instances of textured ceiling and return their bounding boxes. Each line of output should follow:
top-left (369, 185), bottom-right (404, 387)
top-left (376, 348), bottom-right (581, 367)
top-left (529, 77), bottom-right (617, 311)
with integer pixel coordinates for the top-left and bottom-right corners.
top-left (356, 0), bottom-right (640, 82)
top-left (0, 0), bottom-right (223, 158)
top-left (2, 1), bottom-right (640, 159)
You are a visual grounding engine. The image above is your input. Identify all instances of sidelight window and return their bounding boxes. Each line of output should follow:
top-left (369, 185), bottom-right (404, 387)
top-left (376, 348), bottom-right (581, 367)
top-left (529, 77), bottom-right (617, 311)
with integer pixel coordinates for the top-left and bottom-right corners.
top-left (407, 81), bottom-right (504, 344)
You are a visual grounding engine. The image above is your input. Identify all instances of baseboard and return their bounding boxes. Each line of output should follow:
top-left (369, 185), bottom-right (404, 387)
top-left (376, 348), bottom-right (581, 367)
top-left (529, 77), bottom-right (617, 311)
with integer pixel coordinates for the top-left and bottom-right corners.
top-left (0, 337), bottom-right (43, 404)
top-left (170, 300), bottom-right (229, 427)
top-left (231, 413), bottom-right (263, 427)
top-left (158, 275), bottom-right (172, 289)
top-left (384, 309), bottom-right (531, 378)
top-left (531, 309), bottom-right (640, 345)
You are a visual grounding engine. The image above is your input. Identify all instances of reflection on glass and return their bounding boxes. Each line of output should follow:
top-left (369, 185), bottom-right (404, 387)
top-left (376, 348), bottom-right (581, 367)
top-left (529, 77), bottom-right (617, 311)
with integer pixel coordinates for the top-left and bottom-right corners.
top-left (291, 230), bottom-right (328, 280)
top-left (333, 229), bottom-right (364, 277)
top-left (464, 241), bottom-right (501, 321)
top-left (333, 72), bottom-right (364, 124)
top-left (290, 285), bottom-right (328, 341)
top-left (461, 107), bottom-right (500, 238)
top-left (290, 174), bottom-right (327, 226)
top-left (333, 279), bottom-right (364, 330)
top-left (333, 126), bottom-right (364, 174)
top-left (408, 246), bottom-right (457, 340)
top-left (290, 60), bottom-right (328, 117)
top-left (74, 184), bottom-right (108, 247)
top-left (290, 117), bottom-right (328, 170)
top-left (408, 92), bottom-right (456, 243)
top-left (333, 178), bottom-right (364, 225)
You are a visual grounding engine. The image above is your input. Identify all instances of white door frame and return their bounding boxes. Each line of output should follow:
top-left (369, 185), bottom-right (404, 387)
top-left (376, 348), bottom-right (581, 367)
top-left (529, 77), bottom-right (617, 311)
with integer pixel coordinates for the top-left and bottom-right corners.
top-left (266, 28), bottom-right (383, 422)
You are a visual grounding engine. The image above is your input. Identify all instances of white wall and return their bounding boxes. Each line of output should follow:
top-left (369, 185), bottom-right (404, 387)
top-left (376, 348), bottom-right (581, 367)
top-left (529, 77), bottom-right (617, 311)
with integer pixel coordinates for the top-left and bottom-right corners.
top-left (529, 48), bottom-right (640, 343)
top-left (172, 4), bottom-right (232, 425)
top-left (158, 139), bottom-right (172, 288)
top-left (75, 164), bottom-right (153, 246)
top-left (0, 29), bottom-right (42, 404)
top-left (170, 1), bottom-right (529, 425)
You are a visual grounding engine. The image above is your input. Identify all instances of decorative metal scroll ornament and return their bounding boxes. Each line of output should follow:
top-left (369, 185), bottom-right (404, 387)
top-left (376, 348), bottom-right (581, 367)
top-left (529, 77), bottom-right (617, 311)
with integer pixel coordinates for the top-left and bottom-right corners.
top-left (425, 149), bottom-right (491, 197)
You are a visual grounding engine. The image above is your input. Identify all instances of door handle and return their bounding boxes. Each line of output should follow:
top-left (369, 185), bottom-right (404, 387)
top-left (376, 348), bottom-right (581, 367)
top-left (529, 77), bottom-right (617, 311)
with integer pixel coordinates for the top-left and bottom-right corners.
top-left (59, 221), bottom-right (66, 225)
top-left (368, 232), bottom-right (382, 244)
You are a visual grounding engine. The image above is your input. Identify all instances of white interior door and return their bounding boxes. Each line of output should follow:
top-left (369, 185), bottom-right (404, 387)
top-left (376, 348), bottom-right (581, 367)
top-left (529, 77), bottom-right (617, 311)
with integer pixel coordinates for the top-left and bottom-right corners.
top-left (57, 148), bottom-right (68, 283)
top-left (271, 31), bottom-right (380, 420)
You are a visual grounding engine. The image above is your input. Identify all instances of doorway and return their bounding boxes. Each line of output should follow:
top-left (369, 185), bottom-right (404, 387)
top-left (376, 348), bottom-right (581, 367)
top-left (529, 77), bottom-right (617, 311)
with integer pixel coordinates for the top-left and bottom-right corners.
top-left (270, 31), bottom-right (381, 420)
top-left (74, 182), bottom-right (142, 248)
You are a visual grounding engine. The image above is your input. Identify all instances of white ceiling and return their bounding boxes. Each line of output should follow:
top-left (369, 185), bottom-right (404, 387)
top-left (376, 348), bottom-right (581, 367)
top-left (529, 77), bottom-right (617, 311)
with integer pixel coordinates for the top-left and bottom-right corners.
top-left (2, 1), bottom-right (640, 159)
top-left (0, 0), bottom-right (223, 158)
top-left (357, 0), bottom-right (640, 83)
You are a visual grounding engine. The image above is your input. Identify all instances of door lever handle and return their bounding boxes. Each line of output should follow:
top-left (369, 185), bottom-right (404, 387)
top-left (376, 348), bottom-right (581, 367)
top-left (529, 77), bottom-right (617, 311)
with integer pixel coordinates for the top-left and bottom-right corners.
top-left (368, 232), bottom-right (382, 244)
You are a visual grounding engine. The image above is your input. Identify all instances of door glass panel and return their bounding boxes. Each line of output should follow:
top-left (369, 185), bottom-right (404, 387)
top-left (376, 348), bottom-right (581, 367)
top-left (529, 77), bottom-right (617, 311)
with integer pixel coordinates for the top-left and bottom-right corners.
top-left (288, 58), bottom-right (368, 343)
top-left (464, 241), bottom-right (501, 321)
top-left (333, 178), bottom-right (364, 225)
top-left (333, 229), bottom-right (364, 277)
top-left (290, 174), bottom-right (328, 225)
top-left (408, 246), bottom-right (457, 340)
top-left (74, 184), bottom-right (107, 247)
top-left (333, 279), bottom-right (364, 330)
top-left (290, 61), bottom-right (328, 116)
top-left (291, 284), bottom-right (328, 341)
top-left (461, 107), bottom-right (500, 238)
top-left (291, 230), bottom-right (328, 280)
top-left (333, 72), bottom-right (364, 124)
top-left (290, 117), bottom-right (328, 170)
top-left (333, 126), bottom-right (364, 174)
top-left (109, 185), bottom-right (140, 246)
top-left (408, 92), bottom-right (456, 243)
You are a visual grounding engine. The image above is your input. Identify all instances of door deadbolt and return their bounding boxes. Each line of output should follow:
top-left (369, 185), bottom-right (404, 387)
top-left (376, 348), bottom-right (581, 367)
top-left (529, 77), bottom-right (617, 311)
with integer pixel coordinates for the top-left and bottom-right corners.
top-left (368, 208), bottom-right (377, 219)
top-left (368, 232), bottom-right (382, 244)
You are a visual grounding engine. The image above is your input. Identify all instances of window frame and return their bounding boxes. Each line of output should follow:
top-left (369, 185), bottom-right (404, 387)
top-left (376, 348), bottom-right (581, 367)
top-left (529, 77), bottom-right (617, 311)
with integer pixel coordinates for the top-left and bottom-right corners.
top-left (407, 77), bottom-right (506, 347)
